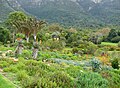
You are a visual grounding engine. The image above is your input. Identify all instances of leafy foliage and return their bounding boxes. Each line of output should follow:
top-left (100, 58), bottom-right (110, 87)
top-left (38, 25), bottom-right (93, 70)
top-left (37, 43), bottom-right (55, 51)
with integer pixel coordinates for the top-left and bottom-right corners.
top-left (0, 27), bottom-right (10, 44)
top-left (90, 58), bottom-right (102, 72)
top-left (111, 58), bottom-right (119, 69)
top-left (76, 72), bottom-right (108, 88)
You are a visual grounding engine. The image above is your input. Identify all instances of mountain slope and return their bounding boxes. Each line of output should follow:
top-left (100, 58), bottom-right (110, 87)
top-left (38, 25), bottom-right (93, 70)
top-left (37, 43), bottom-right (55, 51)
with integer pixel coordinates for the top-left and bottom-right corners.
top-left (0, 0), bottom-right (120, 27)
top-left (17, 0), bottom-right (104, 27)
top-left (0, 0), bottom-right (14, 22)
top-left (0, 0), bottom-right (26, 22)
top-left (89, 0), bottom-right (120, 25)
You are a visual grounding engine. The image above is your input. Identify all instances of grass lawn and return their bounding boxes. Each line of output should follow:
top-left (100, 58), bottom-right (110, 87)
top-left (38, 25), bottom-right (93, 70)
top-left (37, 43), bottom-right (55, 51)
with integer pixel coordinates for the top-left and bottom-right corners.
top-left (0, 74), bottom-right (16, 88)
top-left (101, 42), bottom-right (118, 46)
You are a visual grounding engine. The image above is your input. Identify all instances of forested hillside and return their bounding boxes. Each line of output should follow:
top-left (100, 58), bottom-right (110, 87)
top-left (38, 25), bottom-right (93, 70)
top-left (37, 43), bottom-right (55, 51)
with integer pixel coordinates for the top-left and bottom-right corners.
top-left (0, 0), bottom-right (120, 27)
top-left (0, 0), bottom-right (13, 22)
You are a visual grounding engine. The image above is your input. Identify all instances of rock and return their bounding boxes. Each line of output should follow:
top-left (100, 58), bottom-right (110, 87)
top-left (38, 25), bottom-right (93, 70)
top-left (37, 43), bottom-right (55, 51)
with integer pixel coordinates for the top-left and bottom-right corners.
top-left (9, 57), bottom-right (15, 60)
top-left (13, 59), bottom-right (18, 62)
top-left (2, 53), bottom-right (6, 57)
top-left (0, 68), bottom-right (3, 72)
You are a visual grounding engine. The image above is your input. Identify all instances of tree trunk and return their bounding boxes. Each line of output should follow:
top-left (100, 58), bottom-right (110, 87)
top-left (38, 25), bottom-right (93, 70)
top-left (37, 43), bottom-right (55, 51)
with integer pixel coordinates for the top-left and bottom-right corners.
top-left (15, 45), bottom-right (23, 58)
top-left (18, 46), bottom-right (23, 54)
top-left (32, 48), bottom-right (38, 59)
top-left (12, 32), bottom-right (15, 43)
top-left (26, 36), bottom-right (29, 43)
top-left (34, 34), bottom-right (37, 41)
top-left (7, 44), bottom-right (10, 47)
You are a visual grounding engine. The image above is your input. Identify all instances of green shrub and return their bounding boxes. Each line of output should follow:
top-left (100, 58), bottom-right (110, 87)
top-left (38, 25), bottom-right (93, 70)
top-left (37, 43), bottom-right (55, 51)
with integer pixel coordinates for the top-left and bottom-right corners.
top-left (25, 65), bottom-right (40, 76)
top-left (24, 60), bottom-right (40, 66)
top-left (0, 61), bottom-right (9, 68)
top-left (50, 71), bottom-right (74, 88)
top-left (20, 76), bottom-right (33, 88)
top-left (22, 76), bottom-right (41, 88)
top-left (16, 70), bottom-right (29, 81)
top-left (3, 65), bottom-right (19, 73)
top-left (76, 72), bottom-right (108, 88)
top-left (65, 66), bottom-right (83, 78)
top-left (111, 58), bottom-right (119, 69)
top-left (109, 46), bottom-right (118, 51)
top-left (24, 60), bottom-right (49, 76)
top-left (100, 70), bottom-right (120, 88)
top-left (108, 71), bottom-right (120, 88)
top-left (1, 58), bottom-right (16, 65)
top-left (90, 58), bottom-right (102, 72)
top-left (94, 49), bottom-right (105, 56)
top-left (23, 42), bottom-right (33, 49)
top-left (18, 50), bottom-right (32, 59)
top-left (38, 62), bottom-right (56, 72)
top-left (37, 77), bottom-right (57, 88)
top-left (0, 27), bottom-right (11, 44)
top-left (16, 62), bottom-right (26, 70)
top-left (44, 40), bottom-right (65, 50)
top-left (26, 65), bottom-right (46, 76)
top-left (72, 47), bottom-right (79, 54)
top-left (78, 41), bottom-right (98, 54)
top-left (16, 33), bottom-right (25, 39)
top-left (18, 57), bottom-right (25, 62)
top-left (111, 36), bottom-right (120, 43)
top-left (109, 51), bottom-right (120, 59)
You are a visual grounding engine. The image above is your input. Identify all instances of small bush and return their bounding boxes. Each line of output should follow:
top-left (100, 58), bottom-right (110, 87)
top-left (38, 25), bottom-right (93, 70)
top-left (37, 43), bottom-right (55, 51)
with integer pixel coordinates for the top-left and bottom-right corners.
top-left (111, 58), bottom-right (119, 69)
top-left (3, 65), bottom-right (19, 73)
top-left (78, 41), bottom-right (98, 54)
top-left (76, 72), bottom-right (108, 88)
top-left (0, 61), bottom-right (9, 68)
top-left (18, 50), bottom-right (32, 59)
top-left (100, 70), bottom-right (120, 88)
top-left (16, 33), bottom-right (25, 39)
top-left (50, 71), bottom-right (74, 88)
top-left (72, 47), bottom-right (79, 54)
top-left (20, 76), bottom-right (33, 88)
top-left (16, 62), bottom-right (26, 70)
top-left (44, 40), bottom-right (65, 50)
top-left (0, 58), bottom-right (16, 65)
top-left (111, 36), bottom-right (120, 43)
top-left (90, 58), bottom-right (102, 72)
top-left (37, 77), bottom-right (57, 88)
top-left (65, 66), bottom-right (83, 78)
top-left (17, 70), bottom-right (29, 81)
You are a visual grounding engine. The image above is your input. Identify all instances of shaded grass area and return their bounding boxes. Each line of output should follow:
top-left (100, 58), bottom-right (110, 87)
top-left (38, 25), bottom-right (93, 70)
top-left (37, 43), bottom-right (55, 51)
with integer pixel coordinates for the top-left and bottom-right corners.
top-left (0, 74), bottom-right (16, 88)
top-left (101, 42), bottom-right (118, 46)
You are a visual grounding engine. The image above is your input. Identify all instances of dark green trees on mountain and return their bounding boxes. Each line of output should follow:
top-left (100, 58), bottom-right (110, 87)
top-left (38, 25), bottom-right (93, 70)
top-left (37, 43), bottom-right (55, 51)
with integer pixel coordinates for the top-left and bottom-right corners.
top-left (1, 0), bottom-right (120, 28)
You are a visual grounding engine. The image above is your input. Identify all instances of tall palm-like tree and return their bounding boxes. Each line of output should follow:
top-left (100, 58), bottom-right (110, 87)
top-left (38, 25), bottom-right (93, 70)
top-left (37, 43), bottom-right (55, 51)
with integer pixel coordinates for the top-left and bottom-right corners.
top-left (29, 18), bottom-right (46, 42)
top-left (20, 19), bottom-right (32, 43)
top-left (7, 11), bottom-right (28, 43)
top-left (19, 17), bottom-right (45, 43)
